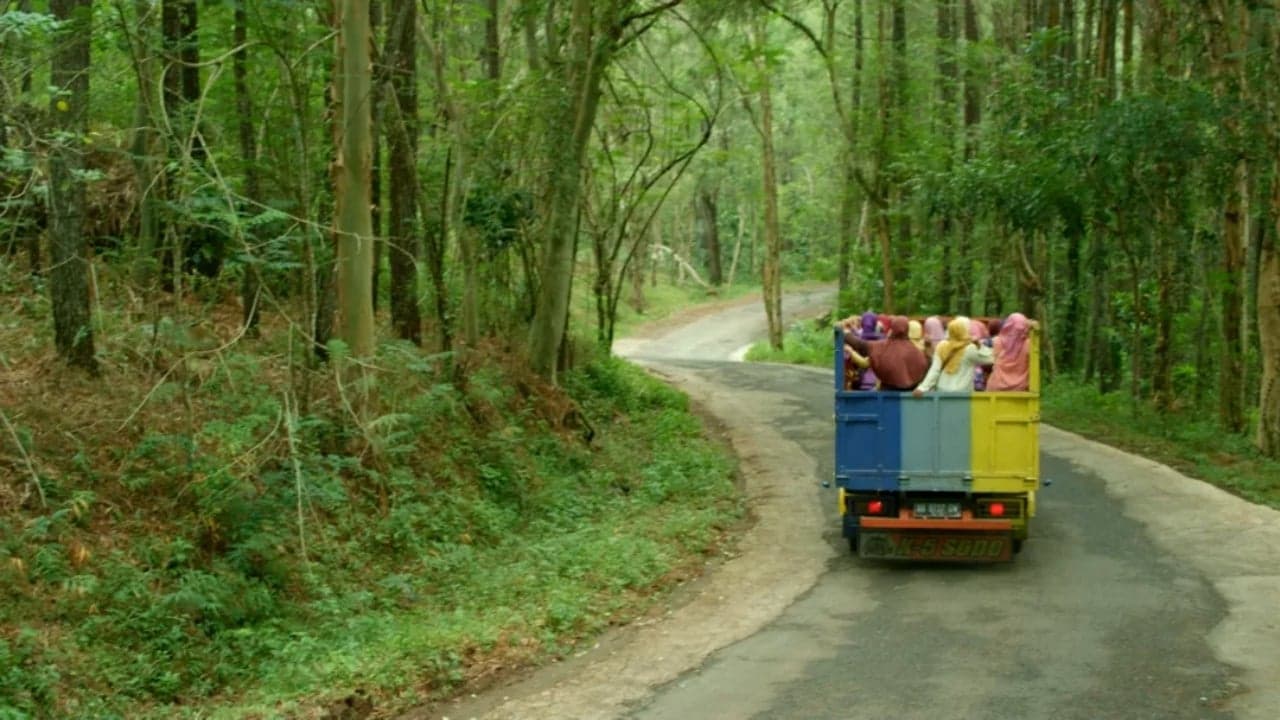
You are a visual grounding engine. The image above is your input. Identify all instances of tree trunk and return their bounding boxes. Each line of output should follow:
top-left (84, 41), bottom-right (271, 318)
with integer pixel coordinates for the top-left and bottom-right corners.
top-left (1219, 167), bottom-right (1248, 432)
top-left (1258, 172), bottom-right (1280, 455)
top-left (528, 0), bottom-right (620, 379)
top-left (1060, 223), bottom-right (1083, 371)
top-left (963, 0), bottom-right (981, 159)
top-left (757, 39), bottom-right (784, 350)
top-left (129, 0), bottom-right (160, 288)
top-left (48, 0), bottom-right (97, 374)
top-left (334, 0), bottom-right (376, 357)
top-left (427, 148), bottom-right (453, 351)
top-left (370, 0), bottom-right (384, 314)
top-left (386, 0), bottom-right (422, 345)
top-left (1152, 224), bottom-right (1177, 411)
top-left (1097, 0), bottom-right (1117, 101)
top-left (484, 0), bottom-right (501, 81)
top-left (160, 0), bottom-right (203, 286)
top-left (1082, 0), bottom-right (1096, 84)
top-left (700, 187), bottom-right (723, 285)
top-left (1083, 228), bottom-right (1115, 391)
top-left (234, 0), bottom-right (262, 335)
top-left (630, 225), bottom-right (648, 313)
top-left (1203, 0), bottom-right (1248, 433)
top-left (1121, 0), bottom-right (1134, 94)
top-left (1063, 0), bottom-right (1076, 69)
top-left (838, 0), bottom-right (866, 299)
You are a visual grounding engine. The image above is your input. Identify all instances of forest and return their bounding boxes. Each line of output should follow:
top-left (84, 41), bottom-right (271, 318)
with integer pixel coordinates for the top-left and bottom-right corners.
top-left (1, 0), bottom-right (1278, 717)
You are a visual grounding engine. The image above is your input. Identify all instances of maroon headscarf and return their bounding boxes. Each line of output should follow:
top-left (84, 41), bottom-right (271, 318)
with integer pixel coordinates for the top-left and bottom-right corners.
top-left (868, 317), bottom-right (929, 390)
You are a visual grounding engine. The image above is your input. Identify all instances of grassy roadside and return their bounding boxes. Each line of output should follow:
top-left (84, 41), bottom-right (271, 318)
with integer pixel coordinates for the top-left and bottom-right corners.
top-left (746, 323), bottom-right (1280, 510)
top-left (743, 320), bottom-right (832, 368)
top-left (1040, 379), bottom-right (1280, 509)
top-left (0, 270), bottom-right (744, 718)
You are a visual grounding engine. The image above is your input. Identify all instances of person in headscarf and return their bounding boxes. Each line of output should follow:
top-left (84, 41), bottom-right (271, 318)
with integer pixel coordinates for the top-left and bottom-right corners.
top-left (907, 320), bottom-right (925, 352)
top-left (967, 318), bottom-right (994, 390)
top-left (986, 318), bottom-right (1003, 340)
top-left (859, 311), bottom-right (882, 341)
top-left (922, 316), bottom-right (946, 357)
top-left (987, 312), bottom-right (1033, 391)
top-left (914, 316), bottom-right (994, 394)
top-left (843, 336), bottom-right (878, 390)
top-left (969, 318), bottom-right (991, 344)
top-left (866, 316), bottom-right (929, 391)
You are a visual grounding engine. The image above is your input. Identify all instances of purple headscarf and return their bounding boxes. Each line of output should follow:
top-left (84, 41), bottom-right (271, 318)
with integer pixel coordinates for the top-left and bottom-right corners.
top-left (860, 311), bottom-right (882, 341)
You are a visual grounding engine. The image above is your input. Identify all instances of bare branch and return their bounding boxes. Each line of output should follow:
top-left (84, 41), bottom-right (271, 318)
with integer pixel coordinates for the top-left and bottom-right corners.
top-left (756, 0), bottom-right (827, 58)
top-left (620, 0), bottom-right (684, 30)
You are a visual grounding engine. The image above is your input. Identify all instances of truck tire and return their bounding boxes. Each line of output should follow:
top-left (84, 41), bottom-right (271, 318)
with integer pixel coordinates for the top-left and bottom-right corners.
top-left (848, 535), bottom-right (858, 553)
top-left (1012, 539), bottom-right (1024, 554)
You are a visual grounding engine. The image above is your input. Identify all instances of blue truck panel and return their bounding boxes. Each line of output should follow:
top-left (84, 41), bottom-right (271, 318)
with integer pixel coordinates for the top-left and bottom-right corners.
top-left (834, 391), bottom-right (902, 491)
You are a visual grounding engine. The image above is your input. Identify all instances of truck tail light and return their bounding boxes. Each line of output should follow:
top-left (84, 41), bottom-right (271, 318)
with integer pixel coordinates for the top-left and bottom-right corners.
top-left (976, 499), bottom-right (1021, 518)
top-left (848, 496), bottom-right (897, 517)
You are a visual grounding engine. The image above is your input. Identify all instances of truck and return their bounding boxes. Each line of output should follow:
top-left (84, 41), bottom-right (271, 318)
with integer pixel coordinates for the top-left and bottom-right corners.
top-left (833, 322), bottom-right (1041, 562)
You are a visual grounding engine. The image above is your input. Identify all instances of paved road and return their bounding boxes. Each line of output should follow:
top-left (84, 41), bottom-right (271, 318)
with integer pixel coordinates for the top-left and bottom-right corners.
top-left (428, 292), bottom-right (1279, 720)
top-left (626, 361), bottom-right (1236, 720)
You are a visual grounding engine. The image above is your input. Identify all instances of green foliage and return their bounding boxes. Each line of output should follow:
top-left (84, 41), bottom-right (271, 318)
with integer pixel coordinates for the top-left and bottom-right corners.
top-left (744, 320), bottom-right (832, 368)
top-left (1043, 377), bottom-right (1280, 509)
top-left (0, 10), bottom-right (59, 40)
top-left (1, 348), bottom-right (739, 717)
top-left (0, 628), bottom-right (59, 720)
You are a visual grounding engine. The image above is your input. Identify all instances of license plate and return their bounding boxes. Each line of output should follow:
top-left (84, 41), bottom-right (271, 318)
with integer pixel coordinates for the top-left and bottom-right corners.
top-left (914, 501), bottom-right (961, 519)
top-left (859, 532), bottom-right (1012, 562)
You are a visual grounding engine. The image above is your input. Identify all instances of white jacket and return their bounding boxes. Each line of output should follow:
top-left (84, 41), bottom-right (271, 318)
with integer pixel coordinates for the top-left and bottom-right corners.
top-left (918, 343), bottom-right (994, 392)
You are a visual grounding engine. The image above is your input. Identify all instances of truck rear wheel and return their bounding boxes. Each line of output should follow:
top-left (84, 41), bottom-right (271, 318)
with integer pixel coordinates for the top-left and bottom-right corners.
top-left (1012, 539), bottom-right (1024, 554)
top-left (848, 535), bottom-right (858, 553)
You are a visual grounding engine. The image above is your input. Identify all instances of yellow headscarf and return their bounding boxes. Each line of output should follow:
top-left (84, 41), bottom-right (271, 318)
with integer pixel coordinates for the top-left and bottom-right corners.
top-left (934, 316), bottom-right (972, 374)
top-left (908, 320), bottom-right (924, 351)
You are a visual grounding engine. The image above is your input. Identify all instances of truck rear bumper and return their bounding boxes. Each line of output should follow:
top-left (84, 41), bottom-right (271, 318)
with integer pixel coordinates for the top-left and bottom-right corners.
top-left (855, 516), bottom-right (1015, 562)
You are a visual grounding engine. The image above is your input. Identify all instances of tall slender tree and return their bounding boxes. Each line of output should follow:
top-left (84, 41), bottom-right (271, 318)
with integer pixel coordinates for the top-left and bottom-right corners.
top-left (334, 0), bottom-right (376, 357)
top-left (128, 0), bottom-right (161, 288)
top-left (234, 0), bottom-right (261, 334)
top-left (528, 0), bottom-right (662, 379)
top-left (752, 20), bottom-right (783, 349)
top-left (1202, 0), bottom-right (1249, 433)
top-left (385, 0), bottom-right (422, 345)
top-left (48, 0), bottom-right (97, 373)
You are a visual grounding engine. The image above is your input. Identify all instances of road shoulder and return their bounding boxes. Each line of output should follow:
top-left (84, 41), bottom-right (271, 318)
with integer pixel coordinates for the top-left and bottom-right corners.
top-left (1041, 425), bottom-right (1280, 720)
top-left (422, 363), bottom-right (837, 720)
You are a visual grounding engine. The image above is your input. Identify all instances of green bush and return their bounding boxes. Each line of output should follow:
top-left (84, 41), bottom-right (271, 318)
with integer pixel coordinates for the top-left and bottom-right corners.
top-left (1, 348), bottom-right (740, 718)
top-left (744, 321), bottom-right (833, 368)
top-left (1043, 376), bottom-right (1280, 508)
top-left (0, 629), bottom-right (59, 719)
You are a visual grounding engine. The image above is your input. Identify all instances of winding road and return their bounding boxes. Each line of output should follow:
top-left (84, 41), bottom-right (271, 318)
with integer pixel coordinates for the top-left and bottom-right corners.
top-left (426, 291), bottom-right (1280, 720)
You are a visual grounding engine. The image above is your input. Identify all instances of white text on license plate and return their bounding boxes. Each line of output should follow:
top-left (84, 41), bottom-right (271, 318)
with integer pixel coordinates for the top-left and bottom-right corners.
top-left (915, 502), bottom-right (961, 518)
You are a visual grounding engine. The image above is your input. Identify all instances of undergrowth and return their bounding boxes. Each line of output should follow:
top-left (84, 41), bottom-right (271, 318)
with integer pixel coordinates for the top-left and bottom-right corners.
top-left (0, 269), bottom-right (742, 718)
top-left (744, 319), bottom-right (833, 368)
top-left (1041, 377), bottom-right (1280, 509)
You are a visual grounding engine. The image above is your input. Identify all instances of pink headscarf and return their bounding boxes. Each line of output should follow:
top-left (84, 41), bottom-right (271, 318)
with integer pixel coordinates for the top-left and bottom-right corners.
top-left (987, 313), bottom-right (1031, 391)
top-left (969, 318), bottom-right (990, 341)
top-left (923, 316), bottom-right (945, 344)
